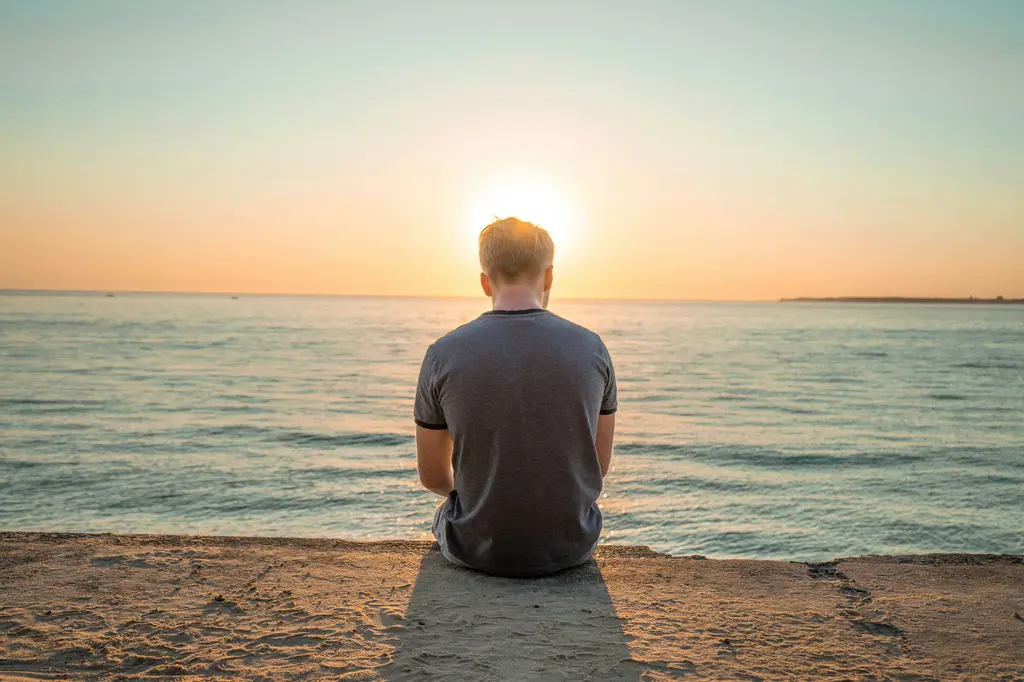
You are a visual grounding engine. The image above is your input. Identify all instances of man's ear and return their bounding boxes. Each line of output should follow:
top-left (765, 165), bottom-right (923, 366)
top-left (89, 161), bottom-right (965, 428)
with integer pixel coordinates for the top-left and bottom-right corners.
top-left (543, 265), bottom-right (553, 292)
top-left (480, 272), bottom-right (493, 298)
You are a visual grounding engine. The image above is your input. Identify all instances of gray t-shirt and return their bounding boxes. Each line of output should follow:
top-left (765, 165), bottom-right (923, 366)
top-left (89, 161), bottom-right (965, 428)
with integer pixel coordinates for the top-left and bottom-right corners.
top-left (414, 308), bottom-right (617, 577)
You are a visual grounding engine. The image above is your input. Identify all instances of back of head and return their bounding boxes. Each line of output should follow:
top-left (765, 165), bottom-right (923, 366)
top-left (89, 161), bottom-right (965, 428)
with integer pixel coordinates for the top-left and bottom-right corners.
top-left (478, 217), bottom-right (555, 284)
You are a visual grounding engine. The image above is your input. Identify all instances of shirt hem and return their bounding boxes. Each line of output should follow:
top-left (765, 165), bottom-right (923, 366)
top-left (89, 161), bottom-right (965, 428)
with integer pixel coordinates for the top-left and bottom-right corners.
top-left (415, 419), bottom-right (449, 430)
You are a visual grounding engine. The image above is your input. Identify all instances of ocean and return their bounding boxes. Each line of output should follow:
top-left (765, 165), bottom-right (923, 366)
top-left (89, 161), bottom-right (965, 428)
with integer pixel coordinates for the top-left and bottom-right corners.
top-left (1, 292), bottom-right (1021, 561)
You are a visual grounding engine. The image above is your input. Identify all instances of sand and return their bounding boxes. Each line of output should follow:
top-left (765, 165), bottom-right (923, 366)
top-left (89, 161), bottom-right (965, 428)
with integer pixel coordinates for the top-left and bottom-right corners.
top-left (0, 533), bottom-right (1020, 680)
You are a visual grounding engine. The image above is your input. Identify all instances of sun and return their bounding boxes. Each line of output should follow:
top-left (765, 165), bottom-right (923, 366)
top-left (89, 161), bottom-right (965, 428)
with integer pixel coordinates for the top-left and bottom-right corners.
top-left (468, 177), bottom-right (575, 263)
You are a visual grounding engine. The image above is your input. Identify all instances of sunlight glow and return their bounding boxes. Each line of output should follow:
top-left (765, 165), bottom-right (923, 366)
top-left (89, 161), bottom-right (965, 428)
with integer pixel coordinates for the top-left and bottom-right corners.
top-left (468, 178), bottom-right (575, 265)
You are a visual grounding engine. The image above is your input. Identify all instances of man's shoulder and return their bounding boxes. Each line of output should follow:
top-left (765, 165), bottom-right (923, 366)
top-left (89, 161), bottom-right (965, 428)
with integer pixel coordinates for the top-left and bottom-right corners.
top-left (429, 311), bottom-right (606, 357)
top-left (545, 313), bottom-right (604, 344)
top-left (428, 315), bottom-right (487, 351)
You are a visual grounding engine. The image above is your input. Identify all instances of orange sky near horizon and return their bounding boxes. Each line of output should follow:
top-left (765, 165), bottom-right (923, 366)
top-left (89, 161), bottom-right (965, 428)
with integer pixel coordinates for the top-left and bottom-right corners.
top-left (2, 2), bottom-right (1022, 300)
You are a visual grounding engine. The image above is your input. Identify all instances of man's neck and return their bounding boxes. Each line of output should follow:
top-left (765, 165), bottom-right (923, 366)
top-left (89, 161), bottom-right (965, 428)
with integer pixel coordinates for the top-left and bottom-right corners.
top-left (491, 287), bottom-right (544, 311)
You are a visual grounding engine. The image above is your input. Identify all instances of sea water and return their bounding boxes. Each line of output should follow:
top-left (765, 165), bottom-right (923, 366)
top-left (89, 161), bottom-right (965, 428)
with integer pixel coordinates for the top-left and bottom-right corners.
top-left (1, 292), bottom-right (1021, 560)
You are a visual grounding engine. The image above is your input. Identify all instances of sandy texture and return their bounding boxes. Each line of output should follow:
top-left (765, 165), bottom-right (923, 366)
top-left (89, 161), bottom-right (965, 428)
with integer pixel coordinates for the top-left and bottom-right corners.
top-left (0, 533), bottom-right (1020, 681)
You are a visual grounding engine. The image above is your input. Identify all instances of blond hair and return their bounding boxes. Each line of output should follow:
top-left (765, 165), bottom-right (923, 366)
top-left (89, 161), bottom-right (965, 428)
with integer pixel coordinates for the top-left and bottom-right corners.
top-left (478, 217), bottom-right (555, 283)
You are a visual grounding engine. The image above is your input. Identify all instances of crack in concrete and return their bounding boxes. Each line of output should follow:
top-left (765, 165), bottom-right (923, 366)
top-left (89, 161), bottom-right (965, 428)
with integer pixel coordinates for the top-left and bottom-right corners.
top-left (804, 560), bottom-right (910, 655)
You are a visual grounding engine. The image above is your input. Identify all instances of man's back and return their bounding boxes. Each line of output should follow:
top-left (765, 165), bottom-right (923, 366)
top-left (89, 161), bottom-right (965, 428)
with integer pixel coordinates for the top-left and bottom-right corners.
top-left (414, 308), bottom-right (617, 577)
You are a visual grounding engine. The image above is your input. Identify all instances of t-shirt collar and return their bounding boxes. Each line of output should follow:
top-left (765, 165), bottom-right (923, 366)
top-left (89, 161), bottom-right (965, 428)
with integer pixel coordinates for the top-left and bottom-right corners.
top-left (483, 308), bottom-right (548, 316)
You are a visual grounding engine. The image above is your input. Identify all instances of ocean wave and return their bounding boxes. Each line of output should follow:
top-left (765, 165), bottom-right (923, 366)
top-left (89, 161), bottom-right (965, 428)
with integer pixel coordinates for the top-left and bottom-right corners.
top-left (1, 460), bottom-right (412, 499)
top-left (4, 427), bottom-right (414, 457)
top-left (615, 442), bottom-right (927, 469)
top-left (776, 406), bottom-right (819, 415)
top-left (0, 398), bottom-right (106, 406)
top-left (618, 442), bottom-right (1024, 474)
top-left (79, 487), bottom-right (365, 515)
top-left (631, 393), bottom-right (674, 403)
top-left (952, 361), bottom-right (1020, 370)
top-left (0, 458), bottom-right (67, 470)
top-left (622, 474), bottom-right (767, 494)
top-left (184, 425), bottom-right (412, 449)
top-left (290, 465), bottom-right (412, 482)
top-left (0, 398), bottom-right (107, 414)
top-left (277, 430), bottom-right (411, 448)
top-left (186, 495), bottom-right (358, 515)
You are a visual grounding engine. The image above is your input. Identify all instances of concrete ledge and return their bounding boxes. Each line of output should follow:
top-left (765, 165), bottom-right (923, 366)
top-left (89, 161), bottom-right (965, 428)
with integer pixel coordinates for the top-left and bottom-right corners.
top-left (1, 532), bottom-right (1021, 680)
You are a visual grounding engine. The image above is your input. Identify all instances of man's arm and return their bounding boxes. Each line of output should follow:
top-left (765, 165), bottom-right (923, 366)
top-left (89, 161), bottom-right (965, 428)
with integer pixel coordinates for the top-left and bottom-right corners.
top-left (416, 426), bottom-right (455, 496)
top-left (596, 413), bottom-right (615, 478)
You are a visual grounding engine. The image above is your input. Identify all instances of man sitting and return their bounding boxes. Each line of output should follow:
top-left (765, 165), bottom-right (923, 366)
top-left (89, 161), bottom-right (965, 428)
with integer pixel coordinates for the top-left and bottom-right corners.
top-left (413, 217), bottom-right (617, 577)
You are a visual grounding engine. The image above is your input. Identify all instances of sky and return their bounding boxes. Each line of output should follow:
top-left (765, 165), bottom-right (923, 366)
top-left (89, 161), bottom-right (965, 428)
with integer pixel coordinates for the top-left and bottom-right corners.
top-left (2, 0), bottom-right (1022, 300)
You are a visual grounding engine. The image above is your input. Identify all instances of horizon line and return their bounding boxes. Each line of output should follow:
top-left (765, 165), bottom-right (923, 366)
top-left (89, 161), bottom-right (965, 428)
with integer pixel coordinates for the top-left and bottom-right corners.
top-left (0, 287), bottom-right (780, 304)
top-left (2, 288), bottom-right (1020, 305)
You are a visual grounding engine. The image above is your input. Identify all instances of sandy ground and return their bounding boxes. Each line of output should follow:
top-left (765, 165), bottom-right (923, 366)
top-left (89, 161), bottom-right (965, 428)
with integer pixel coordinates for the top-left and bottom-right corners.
top-left (0, 533), bottom-right (1020, 681)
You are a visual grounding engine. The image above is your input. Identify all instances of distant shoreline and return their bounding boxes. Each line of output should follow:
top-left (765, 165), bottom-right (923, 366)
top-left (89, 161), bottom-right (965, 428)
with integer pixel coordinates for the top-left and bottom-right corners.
top-left (781, 297), bottom-right (1024, 305)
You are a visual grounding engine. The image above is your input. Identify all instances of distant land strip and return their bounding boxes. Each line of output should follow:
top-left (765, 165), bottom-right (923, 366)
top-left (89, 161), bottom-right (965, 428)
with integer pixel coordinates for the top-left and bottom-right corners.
top-left (781, 297), bottom-right (1024, 304)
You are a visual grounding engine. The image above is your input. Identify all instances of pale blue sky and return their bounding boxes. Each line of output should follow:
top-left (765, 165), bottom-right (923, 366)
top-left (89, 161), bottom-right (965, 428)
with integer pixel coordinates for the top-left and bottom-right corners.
top-left (2, 1), bottom-right (1022, 298)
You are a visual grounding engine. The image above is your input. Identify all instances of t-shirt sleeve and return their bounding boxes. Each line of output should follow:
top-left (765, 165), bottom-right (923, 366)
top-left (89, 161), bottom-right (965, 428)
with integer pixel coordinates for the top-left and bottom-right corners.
top-left (600, 341), bottom-right (618, 415)
top-left (414, 346), bottom-right (447, 430)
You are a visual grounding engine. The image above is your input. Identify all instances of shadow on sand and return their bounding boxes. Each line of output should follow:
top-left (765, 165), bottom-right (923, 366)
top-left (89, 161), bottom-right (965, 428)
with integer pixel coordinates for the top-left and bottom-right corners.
top-left (382, 546), bottom-right (639, 681)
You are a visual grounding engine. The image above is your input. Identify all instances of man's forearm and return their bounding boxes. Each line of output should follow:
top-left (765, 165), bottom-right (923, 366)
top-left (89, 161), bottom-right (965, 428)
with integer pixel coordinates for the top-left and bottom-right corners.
top-left (416, 425), bottom-right (454, 497)
top-left (596, 413), bottom-right (616, 477)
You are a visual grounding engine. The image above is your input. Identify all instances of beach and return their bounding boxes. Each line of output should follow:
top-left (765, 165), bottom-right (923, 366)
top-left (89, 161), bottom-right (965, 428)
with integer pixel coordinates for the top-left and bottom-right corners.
top-left (0, 533), bottom-right (1020, 680)
top-left (4, 3), bottom-right (1023, 680)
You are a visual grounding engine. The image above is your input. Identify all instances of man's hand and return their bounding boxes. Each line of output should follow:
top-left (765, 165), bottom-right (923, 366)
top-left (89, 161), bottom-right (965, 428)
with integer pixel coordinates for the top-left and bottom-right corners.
top-left (416, 426), bottom-right (455, 496)
top-left (596, 413), bottom-right (615, 478)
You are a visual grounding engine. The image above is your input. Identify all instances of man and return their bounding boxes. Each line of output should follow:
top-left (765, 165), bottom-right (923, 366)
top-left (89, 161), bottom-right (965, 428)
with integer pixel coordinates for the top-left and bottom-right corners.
top-left (413, 217), bottom-right (617, 577)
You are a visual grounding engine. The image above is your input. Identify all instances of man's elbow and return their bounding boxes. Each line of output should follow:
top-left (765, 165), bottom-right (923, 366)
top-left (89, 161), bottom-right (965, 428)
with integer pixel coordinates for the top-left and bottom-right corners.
top-left (418, 469), bottom-right (450, 494)
top-left (417, 470), bottom-right (436, 490)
